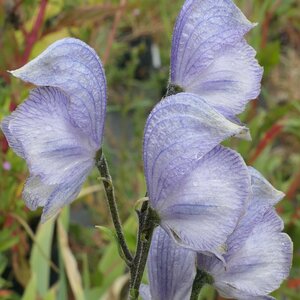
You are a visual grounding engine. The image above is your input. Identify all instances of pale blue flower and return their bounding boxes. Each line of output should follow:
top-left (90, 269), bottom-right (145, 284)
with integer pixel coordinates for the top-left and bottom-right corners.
top-left (140, 227), bottom-right (196, 300)
top-left (143, 92), bottom-right (251, 256)
top-left (170, 0), bottom-right (263, 121)
top-left (197, 167), bottom-right (293, 299)
top-left (1, 38), bottom-right (106, 222)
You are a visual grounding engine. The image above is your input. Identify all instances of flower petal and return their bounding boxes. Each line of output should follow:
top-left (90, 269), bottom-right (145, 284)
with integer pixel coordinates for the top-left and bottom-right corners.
top-left (10, 38), bottom-right (106, 145)
top-left (185, 41), bottom-right (263, 117)
top-left (139, 285), bottom-right (152, 300)
top-left (1, 87), bottom-right (95, 219)
top-left (159, 146), bottom-right (250, 255)
top-left (224, 168), bottom-right (286, 256)
top-left (198, 173), bottom-right (293, 298)
top-left (1, 115), bottom-right (25, 157)
top-left (215, 228), bottom-right (292, 298)
top-left (143, 92), bottom-right (248, 208)
top-left (143, 227), bottom-right (196, 300)
top-left (23, 167), bottom-right (92, 222)
top-left (41, 164), bottom-right (93, 222)
top-left (23, 176), bottom-right (55, 210)
top-left (2, 87), bottom-right (96, 185)
top-left (249, 166), bottom-right (285, 206)
top-left (171, 0), bottom-right (262, 116)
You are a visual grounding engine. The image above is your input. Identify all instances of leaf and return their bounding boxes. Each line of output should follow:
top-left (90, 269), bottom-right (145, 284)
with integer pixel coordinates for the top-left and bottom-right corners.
top-left (30, 219), bottom-right (55, 297)
top-left (101, 274), bottom-right (130, 300)
top-left (43, 285), bottom-right (58, 300)
top-left (95, 215), bottom-right (137, 297)
top-left (95, 225), bottom-right (116, 242)
top-left (0, 234), bottom-right (19, 252)
top-left (58, 219), bottom-right (85, 300)
top-left (0, 253), bottom-right (8, 275)
top-left (22, 273), bottom-right (37, 300)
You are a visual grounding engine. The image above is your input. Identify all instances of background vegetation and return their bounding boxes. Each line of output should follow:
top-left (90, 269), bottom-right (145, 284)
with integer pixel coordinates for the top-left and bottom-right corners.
top-left (0, 0), bottom-right (300, 299)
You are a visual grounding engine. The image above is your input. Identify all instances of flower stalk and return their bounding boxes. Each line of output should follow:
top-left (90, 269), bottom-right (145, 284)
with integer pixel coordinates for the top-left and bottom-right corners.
top-left (129, 202), bottom-right (159, 299)
top-left (96, 149), bottom-right (133, 264)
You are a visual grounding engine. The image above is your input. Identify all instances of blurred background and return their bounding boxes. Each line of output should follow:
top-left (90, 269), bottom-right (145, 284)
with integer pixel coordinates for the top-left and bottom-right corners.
top-left (0, 0), bottom-right (299, 299)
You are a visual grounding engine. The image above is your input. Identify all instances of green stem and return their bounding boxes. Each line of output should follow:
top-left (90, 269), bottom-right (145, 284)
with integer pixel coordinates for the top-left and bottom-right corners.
top-left (129, 205), bottom-right (158, 299)
top-left (96, 149), bottom-right (133, 264)
top-left (130, 200), bottom-right (149, 281)
top-left (190, 269), bottom-right (213, 300)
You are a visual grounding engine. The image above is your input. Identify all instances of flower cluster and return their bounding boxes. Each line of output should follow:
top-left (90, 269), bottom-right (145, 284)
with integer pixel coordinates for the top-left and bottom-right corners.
top-left (0, 0), bottom-right (293, 299)
top-left (141, 0), bottom-right (292, 299)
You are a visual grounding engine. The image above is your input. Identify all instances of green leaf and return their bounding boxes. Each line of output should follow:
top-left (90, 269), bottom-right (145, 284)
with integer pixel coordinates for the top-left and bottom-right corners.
top-left (0, 235), bottom-right (19, 252)
top-left (58, 219), bottom-right (85, 300)
top-left (22, 273), bottom-right (37, 300)
top-left (95, 225), bottom-right (116, 242)
top-left (95, 215), bottom-right (137, 297)
top-left (30, 220), bottom-right (55, 297)
top-left (43, 286), bottom-right (57, 300)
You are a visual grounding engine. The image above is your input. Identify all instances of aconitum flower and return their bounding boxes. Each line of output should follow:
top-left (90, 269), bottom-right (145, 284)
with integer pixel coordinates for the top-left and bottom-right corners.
top-left (170, 0), bottom-right (263, 120)
top-left (197, 167), bottom-right (293, 299)
top-left (140, 227), bottom-right (196, 300)
top-left (1, 38), bottom-right (106, 222)
top-left (143, 92), bottom-right (251, 256)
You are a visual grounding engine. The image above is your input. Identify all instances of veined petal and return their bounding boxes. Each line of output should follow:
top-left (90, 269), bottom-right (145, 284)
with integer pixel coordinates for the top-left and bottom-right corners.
top-left (41, 162), bottom-right (93, 222)
top-left (185, 41), bottom-right (263, 117)
top-left (143, 92), bottom-right (248, 207)
top-left (249, 166), bottom-right (285, 206)
top-left (171, 0), bottom-right (253, 80)
top-left (140, 227), bottom-right (196, 300)
top-left (1, 87), bottom-right (95, 219)
top-left (159, 146), bottom-right (250, 255)
top-left (224, 204), bottom-right (285, 259)
top-left (23, 163), bottom-right (93, 222)
top-left (23, 176), bottom-right (55, 211)
top-left (1, 115), bottom-right (25, 157)
top-left (2, 87), bottom-right (96, 185)
top-left (198, 170), bottom-right (293, 299)
top-left (10, 38), bottom-right (106, 145)
top-left (214, 227), bottom-right (292, 298)
top-left (171, 0), bottom-right (262, 117)
top-left (225, 168), bottom-right (286, 256)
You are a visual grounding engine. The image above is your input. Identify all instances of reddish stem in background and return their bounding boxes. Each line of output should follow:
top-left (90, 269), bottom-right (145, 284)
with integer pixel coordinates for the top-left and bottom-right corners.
top-left (260, 0), bottom-right (281, 49)
top-left (21, 0), bottom-right (48, 65)
top-left (288, 278), bottom-right (300, 289)
top-left (0, 291), bottom-right (13, 297)
top-left (1, 1), bottom-right (48, 153)
top-left (102, 0), bottom-right (127, 65)
top-left (261, 11), bottom-right (272, 49)
top-left (1, 137), bottom-right (9, 153)
top-left (248, 123), bottom-right (283, 165)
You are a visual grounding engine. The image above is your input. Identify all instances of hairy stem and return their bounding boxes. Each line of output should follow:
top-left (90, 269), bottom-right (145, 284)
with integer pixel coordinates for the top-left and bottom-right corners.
top-left (130, 200), bottom-right (148, 280)
top-left (129, 204), bottom-right (158, 299)
top-left (96, 149), bottom-right (132, 264)
top-left (190, 269), bottom-right (213, 300)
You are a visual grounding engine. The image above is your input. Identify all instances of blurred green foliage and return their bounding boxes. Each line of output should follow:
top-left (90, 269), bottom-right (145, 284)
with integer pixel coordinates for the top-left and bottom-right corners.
top-left (0, 0), bottom-right (300, 299)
